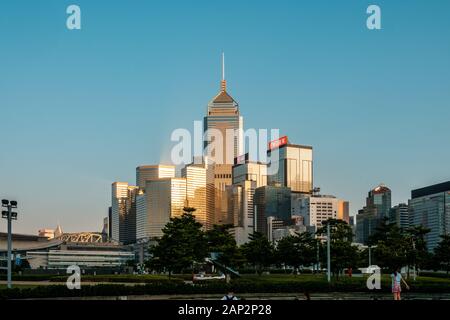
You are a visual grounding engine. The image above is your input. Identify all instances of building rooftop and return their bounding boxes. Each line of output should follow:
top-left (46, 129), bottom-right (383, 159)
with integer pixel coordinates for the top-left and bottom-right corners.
top-left (412, 181), bottom-right (450, 199)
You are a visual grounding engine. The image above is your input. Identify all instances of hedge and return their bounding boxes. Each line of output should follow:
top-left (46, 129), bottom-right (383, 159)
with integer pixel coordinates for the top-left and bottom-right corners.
top-left (2, 276), bottom-right (450, 299)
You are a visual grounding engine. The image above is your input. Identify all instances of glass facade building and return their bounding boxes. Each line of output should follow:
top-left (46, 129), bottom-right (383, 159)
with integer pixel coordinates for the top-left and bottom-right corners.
top-left (111, 182), bottom-right (138, 244)
top-left (136, 165), bottom-right (175, 190)
top-left (267, 144), bottom-right (313, 194)
top-left (254, 185), bottom-right (291, 236)
top-left (356, 184), bottom-right (392, 244)
top-left (409, 181), bottom-right (450, 252)
top-left (203, 79), bottom-right (243, 225)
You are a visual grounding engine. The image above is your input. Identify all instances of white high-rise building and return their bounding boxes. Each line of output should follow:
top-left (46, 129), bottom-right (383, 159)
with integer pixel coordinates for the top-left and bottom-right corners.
top-left (298, 194), bottom-right (349, 230)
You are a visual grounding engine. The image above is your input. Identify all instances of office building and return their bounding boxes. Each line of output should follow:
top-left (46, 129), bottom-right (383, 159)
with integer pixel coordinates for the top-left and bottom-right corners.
top-left (111, 182), bottom-right (139, 244)
top-left (203, 57), bottom-right (243, 225)
top-left (356, 184), bottom-right (392, 244)
top-left (267, 136), bottom-right (313, 194)
top-left (137, 178), bottom-right (187, 239)
top-left (136, 165), bottom-right (175, 189)
top-left (228, 154), bottom-right (267, 244)
top-left (389, 203), bottom-right (410, 229)
top-left (297, 194), bottom-right (349, 231)
top-left (254, 185), bottom-right (291, 236)
top-left (181, 160), bottom-right (214, 229)
top-left (409, 181), bottom-right (450, 252)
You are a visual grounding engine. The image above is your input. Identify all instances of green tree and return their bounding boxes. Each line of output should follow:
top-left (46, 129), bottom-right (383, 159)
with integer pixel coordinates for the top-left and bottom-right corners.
top-left (369, 219), bottom-right (409, 272)
top-left (434, 234), bottom-right (450, 276)
top-left (241, 232), bottom-right (274, 274)
top-left (316, 219), bottom-right (359, 279)
top-left (275, 232), bottom-right (317, 273)
top-left (404, 225), bottom-right (431, 277)
top-left (205, 224), bottom-right (245, 269)
top-left (147, 207), bottom-right (208, 277)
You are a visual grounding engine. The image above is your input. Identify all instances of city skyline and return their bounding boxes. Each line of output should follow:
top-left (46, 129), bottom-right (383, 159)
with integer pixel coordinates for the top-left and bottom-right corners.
top-left (1, 0), bottom-right (450, 234)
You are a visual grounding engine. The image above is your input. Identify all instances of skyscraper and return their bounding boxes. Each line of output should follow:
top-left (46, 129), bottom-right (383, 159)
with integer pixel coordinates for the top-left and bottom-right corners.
top-left (203, 54), bottom-right (243, 225)
top-left (181, 160), bottom-right (214, 229)
top-left (389, 203), bottom-right (410, 229)
top-left (356, 184), bottom-right (392, 244)
top-left (228, 153), bottom-right (267, 244)
top-left (409, 181), bottom-right (450, 252)
top-left (254, 185), bottom-right (291, 236)
top-left (136, 165), bottom-right (175, 189)
top-left (267, 136), bottom-right (313, 194)
top-left (111, 182), bottom-right (139, 244)
top-left (136, 178), bottom-right (187, 239)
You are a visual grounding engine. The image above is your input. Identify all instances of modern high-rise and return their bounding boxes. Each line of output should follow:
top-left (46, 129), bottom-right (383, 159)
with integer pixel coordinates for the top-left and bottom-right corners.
top-left (228, 154), bottom-right (267, 244)
top-left (136, 165), bottom-right (175, 189)
top-left (298, 194), bottom-right (349, 231)
top-left (137, 178), bottom-right (186, 239)
top-left (203, 56), bottom-right (243, 225)
top-left (409, 181), bottom-right (450, 252)
top-left (111, 182), bottom-right (139, 244)
top-left (254, 185), bottom-right (291, 236)
top-left (181, 160), bottom-right (214, 229)
top-left (389, 203), bottom-right (410, 230)
top-left (356, 184), bottom-right (392, 244)
top-left (267, 136), bottom-right (313, 194)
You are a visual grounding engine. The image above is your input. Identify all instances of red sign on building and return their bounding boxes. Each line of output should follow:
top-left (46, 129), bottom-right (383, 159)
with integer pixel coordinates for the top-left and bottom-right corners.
top-left (268, 136), bottom-right (288, 150)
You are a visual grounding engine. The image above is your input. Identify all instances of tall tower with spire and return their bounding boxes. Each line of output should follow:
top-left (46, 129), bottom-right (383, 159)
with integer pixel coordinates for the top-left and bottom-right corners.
top-left (203, 53), bottom-right (243, 225)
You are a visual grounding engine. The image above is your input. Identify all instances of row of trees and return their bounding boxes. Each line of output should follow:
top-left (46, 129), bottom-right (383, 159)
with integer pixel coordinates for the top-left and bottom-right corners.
top-left (146, 207), bottom-right (450, 277)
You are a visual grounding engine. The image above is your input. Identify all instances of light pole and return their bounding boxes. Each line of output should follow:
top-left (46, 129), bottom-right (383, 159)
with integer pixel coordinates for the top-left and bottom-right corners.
top-left (412, 237), bottom-right (417, 281)
top-left (2, 199), bottom-right (18, 289)
top-left (327, 223), bottom-right (331, 283)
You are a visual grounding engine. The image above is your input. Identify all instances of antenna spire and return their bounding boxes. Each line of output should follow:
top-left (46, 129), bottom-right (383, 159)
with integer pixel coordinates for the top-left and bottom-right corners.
top-left (221, 52), bottom-right (226, 91)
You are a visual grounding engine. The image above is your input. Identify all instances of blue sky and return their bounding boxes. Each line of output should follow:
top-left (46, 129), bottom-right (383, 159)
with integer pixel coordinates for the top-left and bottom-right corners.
top-left (0, 0), bottom-right (449, 234)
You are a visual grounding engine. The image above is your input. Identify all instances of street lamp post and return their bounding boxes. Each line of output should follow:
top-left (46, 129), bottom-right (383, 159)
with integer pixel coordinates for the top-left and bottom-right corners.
top-left (327, 223), bottom-right (331, 283)
top-left (369, 245), bottom-right (372, 266)
top-left (2, 199), bottom-right (18, 289)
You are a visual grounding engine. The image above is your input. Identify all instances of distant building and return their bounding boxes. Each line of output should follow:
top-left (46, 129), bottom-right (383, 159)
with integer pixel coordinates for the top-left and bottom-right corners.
top-left (38, 229), bottom-right (55, 240)
top-left (389, 203), bottom-right (410, 229)
top-left (1, 233), bottom-right (133, 270)
top-left (111, 182), bottom-right (139, 244)
top-left (102, 216), bottom-right (110, 241)
top-left (409, 181), bottom-right (450, 252)
top-left (228, 154), bottom-right (267, 245)
top-left (136, 165), bottom-right (175, 190)
top-left (297, 194), bottom-right (349, 231)
top-left (266, 136), bottom-right (313, 194)
top-left (356, 184), bottom-right (392, 244)
top-left (181, 160), bottom-right (214, 229)
top-left (203, 63), bottom-right (243, 226)
top-left (137, 178), bottom-right (186, 239)
top-left (254, 185), bottom-right (291, 236)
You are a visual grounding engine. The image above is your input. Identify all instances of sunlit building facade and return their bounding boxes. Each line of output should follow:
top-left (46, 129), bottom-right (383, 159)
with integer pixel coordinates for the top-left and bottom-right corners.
top-left (267, 140), bottom-right (313, 194)
top-left (203, 76), bottom-right (243, 225)
top-left (228, 155), bottom-right (267, 245)
top-left (136, 165), bottom-right (175, 189)
top-left (182, 161), bottom-right (214, 229)
top-left (111, 182), bottom-right (139, 244)
top-left (298, 194), bottom-right (349, 230)
top-left (144, 178), bottom-right (187, 238)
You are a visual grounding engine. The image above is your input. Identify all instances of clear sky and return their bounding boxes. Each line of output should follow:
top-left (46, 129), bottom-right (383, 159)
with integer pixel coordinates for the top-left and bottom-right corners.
top-left (1, 0), bottom-right (449, 234)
